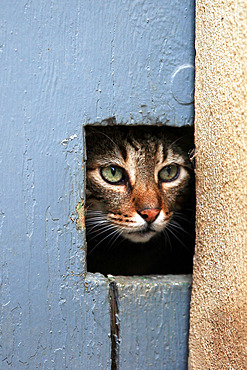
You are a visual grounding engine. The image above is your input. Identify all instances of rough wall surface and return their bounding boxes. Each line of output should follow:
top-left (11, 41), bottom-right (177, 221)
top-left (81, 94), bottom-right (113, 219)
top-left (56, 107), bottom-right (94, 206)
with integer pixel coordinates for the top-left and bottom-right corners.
top-left (189, 0), bottom-right (247, 368)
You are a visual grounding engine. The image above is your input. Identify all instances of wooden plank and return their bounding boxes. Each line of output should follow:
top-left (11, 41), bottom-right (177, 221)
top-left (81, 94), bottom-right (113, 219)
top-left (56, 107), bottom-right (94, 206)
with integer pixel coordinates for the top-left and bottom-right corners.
top-left (1, 269), bottom-right (112, 368)
top-left (0, 1), bottom-right (113, 367)
top-left (110, 275), bottom-right (192, 370)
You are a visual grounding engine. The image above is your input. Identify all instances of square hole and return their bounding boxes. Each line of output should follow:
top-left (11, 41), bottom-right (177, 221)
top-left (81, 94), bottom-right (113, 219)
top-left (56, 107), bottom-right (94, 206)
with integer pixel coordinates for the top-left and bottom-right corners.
top-left (85, 123), bottom-right (195, 276)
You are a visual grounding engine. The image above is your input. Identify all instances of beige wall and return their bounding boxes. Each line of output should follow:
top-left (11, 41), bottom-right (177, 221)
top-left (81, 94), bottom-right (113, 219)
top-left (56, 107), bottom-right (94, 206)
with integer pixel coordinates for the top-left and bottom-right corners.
top-left (189, 0), bottom-right (247, 368)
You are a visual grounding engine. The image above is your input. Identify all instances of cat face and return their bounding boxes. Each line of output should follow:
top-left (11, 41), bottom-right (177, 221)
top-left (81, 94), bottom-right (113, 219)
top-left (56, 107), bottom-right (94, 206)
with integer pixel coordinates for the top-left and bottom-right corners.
top-left (86, 125), bottom-right (194, 244)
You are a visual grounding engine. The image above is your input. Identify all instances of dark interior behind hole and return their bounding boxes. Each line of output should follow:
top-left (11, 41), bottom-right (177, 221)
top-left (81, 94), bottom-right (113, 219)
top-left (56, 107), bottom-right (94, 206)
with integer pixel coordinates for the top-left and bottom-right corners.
top-left (85, 125), bottom-right (195, 276)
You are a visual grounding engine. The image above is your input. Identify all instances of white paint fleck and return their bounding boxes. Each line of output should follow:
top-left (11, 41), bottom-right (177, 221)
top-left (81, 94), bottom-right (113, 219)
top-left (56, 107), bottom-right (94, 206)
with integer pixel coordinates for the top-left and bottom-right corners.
top-left (60, 134), bottom-right (78, 146)
top-left (0, 211), bottom-right (5, 237)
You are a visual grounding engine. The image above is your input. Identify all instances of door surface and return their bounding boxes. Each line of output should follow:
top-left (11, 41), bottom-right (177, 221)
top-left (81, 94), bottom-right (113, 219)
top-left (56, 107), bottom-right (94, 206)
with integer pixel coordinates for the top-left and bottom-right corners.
top-left (0, 1), bottom-right (195, 368)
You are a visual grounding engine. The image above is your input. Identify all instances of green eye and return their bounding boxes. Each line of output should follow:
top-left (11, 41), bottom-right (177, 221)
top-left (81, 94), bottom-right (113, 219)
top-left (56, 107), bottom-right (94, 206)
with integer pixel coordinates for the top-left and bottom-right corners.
top-left (159, 164), bottom-right (180, 182)
top-left (101, 166), bottom-right (124, 184)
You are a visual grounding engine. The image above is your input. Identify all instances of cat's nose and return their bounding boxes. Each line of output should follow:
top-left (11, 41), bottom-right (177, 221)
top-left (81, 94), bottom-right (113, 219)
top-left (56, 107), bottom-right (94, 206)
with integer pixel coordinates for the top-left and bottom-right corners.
top-left (138, 208), bottom-right (160, 223)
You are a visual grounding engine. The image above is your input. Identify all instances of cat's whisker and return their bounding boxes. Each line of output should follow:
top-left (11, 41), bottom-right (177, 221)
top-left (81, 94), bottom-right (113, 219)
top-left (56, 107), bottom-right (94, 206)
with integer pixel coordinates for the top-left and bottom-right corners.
top-left (86, 224), bottom-right (118, 239)
top-left (87, 227), bottom-right (123, 256)
top-left (178, 207), bottom-right (195, 213)
top-left (86, 218), bottom-right (108, 225)
top-left (86, 215), bottom-right (107, 220)
top-left (87, 223), bottom-right (117, 235)
top-left (86, 210), bottom-right (106, 214)
top-left (86, 220), bottom-right (110, 232)
top-left (105, 231), bottom-right (123, 251)
top-left (169, 220), bottom-right (193, 237)
top-left (172, 214), bottom-right (193, 224)
top-left (87, 214), bottom-right (107, 221)
top-left (107, 229), bottom-right (126, 252)
top-left (162, 228), bottom-right (172, 253)
top-left (167, 135), bottom-right (188, 152)
top-left (86, 214), bottom-right (107, 220)
top-left (86, 127), bottom-right (118, 148)
top-left (85, 204), bottom-right (105, 214)
top-left (166, 224), bottom-right (193, 254)
top-left (86, 214), bottom-right (105, 218)
top-left (170, 221), bottom-right (188, 234)
top-left (172, 210), bottom-right (195, 223)
top-left (173, 210), bottom-right (192, 217)
top-left (107, 227), bottom-right (125, 250)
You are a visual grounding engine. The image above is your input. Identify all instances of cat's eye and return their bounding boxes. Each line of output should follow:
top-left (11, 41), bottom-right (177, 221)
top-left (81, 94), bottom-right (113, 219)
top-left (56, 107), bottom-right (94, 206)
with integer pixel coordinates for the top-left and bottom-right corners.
top-left (101, 166), bottom-right (124, 184)
top-left (159, 164), bottom-right (180, 182)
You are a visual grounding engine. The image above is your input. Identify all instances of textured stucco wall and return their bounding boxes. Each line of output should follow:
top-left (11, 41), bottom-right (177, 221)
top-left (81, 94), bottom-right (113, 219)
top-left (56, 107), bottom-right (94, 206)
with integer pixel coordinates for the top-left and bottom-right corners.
top-left (189, 0), bottom-right (247, 368)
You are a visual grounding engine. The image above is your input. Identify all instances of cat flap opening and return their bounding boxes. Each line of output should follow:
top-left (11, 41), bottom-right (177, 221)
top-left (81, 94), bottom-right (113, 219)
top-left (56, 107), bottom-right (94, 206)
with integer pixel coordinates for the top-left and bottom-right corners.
top-left (85, 125), bottom-right (195, 276)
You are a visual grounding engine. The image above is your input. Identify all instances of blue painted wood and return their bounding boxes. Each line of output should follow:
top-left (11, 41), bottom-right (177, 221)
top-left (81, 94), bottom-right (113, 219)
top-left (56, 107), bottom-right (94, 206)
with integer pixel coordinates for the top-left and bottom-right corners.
top-left (0, 0), bottom-right (194, 368)
top-left (110, 275), bottom-right (192, 370)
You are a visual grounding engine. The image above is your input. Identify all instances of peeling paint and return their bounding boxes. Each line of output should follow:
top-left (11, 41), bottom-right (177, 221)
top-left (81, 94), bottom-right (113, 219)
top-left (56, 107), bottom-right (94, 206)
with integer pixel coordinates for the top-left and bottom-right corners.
top-left (60, 134), bottom-right (78, 146)
top-left (22, 157), bottom-right (36, 239)
top-left (0, 211), bottom-right (5, 238)
top-left (76, 201), bottom-right (85, 231)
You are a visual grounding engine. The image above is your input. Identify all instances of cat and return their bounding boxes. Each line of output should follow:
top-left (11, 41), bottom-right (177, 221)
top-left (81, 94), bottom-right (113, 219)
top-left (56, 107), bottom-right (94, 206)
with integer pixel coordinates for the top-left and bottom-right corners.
top-left (85, 125), bottom-right (195, 276)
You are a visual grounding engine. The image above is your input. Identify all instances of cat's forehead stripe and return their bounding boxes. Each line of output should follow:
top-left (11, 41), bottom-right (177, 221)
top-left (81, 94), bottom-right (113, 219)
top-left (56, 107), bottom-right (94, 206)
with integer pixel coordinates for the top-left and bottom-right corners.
top-left (165, 148), bottom-right (185, 165)
top-left (118, 143), bottom-right (128, 162)
top-left (157, 143), bottom-right (185, 165)
top-left (126, 137), bottom-right (139, 152)
top-left (162, 143), bottom-right (168, 163)
top-left (156, 143), bottom-right (164, 163)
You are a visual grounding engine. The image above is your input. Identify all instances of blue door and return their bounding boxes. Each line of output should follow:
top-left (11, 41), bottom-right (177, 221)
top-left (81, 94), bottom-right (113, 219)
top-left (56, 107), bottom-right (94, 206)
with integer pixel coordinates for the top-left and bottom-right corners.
top-left (0, 1), bottom-right (194, 368)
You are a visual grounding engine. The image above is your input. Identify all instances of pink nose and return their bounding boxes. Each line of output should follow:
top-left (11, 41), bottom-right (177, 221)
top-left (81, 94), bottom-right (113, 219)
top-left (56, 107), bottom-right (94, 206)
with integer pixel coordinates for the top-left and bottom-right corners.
top-left (138, 208), bottom-right (160, 223)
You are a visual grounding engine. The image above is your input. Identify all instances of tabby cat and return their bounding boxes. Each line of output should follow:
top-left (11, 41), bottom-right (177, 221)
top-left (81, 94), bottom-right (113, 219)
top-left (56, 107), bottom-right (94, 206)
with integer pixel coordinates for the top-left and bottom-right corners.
top-left (85, 125), bottom-right (195, 275)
